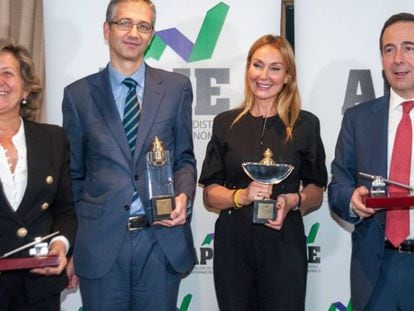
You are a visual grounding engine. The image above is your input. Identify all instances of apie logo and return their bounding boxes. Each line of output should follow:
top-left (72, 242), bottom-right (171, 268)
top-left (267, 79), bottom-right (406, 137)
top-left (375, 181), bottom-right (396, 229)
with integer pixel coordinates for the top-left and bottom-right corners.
top-left (177, 294), bottom-right (193, 311)
top-left (307, 223), bottom-right (321, 271)
top-left (145, 2), bottom-right (229, 62)
top-left (193, 233), bottom-right (214, 274)
top-left (328, 299), bottom-right (352, 311)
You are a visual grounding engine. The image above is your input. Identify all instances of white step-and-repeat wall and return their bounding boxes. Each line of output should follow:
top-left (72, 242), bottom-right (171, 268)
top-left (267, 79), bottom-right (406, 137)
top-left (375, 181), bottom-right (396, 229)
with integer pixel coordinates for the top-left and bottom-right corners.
top-left (42, 1), bottom-right (414, 310)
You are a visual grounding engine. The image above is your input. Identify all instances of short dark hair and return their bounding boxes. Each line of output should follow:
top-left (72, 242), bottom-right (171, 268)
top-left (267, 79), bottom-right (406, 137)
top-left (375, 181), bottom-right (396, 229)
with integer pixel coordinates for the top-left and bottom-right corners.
top-left (379, 12), bottom-right (414, 51)
top-left (105, 0), bottom-right (156, 26)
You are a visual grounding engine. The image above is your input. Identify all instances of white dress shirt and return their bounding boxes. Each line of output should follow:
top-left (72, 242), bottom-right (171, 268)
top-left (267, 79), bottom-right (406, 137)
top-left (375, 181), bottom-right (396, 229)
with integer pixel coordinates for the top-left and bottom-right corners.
top-left (0, 120), bottom-right (27, 210)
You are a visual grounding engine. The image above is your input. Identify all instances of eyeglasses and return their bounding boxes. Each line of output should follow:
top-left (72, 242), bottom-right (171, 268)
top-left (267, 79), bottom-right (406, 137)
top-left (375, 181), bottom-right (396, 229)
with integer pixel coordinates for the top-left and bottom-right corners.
top-left (110, 18), bottom-right (153, 34)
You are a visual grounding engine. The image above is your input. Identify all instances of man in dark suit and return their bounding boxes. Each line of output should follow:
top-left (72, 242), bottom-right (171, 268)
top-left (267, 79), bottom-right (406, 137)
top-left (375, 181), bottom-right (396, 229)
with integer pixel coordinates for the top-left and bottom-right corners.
top-left (329, 13), bottom-right (414, 311)
top-left (62, 0), bottom-right (196, 310)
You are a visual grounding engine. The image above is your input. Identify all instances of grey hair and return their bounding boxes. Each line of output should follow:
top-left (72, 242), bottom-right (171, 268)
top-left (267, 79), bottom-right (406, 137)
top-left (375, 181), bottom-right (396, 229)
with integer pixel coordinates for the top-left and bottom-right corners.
top-left (106, 0), bottom-right (156, 27)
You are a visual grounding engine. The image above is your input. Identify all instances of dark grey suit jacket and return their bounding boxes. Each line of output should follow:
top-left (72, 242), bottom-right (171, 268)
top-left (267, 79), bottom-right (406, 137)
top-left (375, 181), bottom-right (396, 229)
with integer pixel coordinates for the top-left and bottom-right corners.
top-left (62, 65), bottom-right (196, 279)
top-left (328, 96), bottom-right (389, 311)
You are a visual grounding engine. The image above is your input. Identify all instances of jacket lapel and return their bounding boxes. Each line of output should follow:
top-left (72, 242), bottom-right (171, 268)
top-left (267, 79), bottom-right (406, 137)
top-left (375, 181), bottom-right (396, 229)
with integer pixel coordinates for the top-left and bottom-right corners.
top-left (135, 65), bottom-right (165, 160)
top-left (0, 120), bottom-right (39, 222)
top-left (371, 96), bottom-right (389, 178)
top-left (0, 181), bottom-right (19, 221)
top-left (91, 67), bottom-right (131, 161)
top-left (16, 120), bottom-right (44, 217)
top-left (369, 96), bottom-right (389, 226)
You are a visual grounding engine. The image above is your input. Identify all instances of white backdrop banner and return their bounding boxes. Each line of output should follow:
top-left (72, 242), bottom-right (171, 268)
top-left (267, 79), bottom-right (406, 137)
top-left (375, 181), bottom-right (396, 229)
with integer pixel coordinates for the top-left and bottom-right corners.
top-left (43, 1), bottom-right (281, 310)
top-left (43, 1), bottom-right (414, 311)
top-left (295, 1), bottom-right (414, 311)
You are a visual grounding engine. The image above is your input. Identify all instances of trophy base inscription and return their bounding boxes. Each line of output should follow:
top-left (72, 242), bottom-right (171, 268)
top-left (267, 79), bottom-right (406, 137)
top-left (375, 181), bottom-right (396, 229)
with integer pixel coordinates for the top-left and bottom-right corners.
top-left (152, 195), bottom-right (175, 221)
top-left (363, 192), bottom-right (414, 209)
top-left (0, 256), bottom-right (60, 271)
top-left (253, 200), bottom-right (277, 224)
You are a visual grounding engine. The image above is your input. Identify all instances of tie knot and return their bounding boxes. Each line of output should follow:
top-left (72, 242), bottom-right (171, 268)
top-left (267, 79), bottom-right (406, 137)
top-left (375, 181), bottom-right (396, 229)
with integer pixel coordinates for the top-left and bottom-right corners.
top-left (123, 78), bottom-right (137, 90)
top-left (402, 101), bottom-right (414, 114)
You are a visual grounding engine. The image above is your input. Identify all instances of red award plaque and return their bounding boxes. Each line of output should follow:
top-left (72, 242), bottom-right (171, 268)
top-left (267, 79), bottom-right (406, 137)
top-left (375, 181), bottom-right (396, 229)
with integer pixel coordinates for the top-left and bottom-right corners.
top-left (363, 192), bottom-right (414, 209)
top-left (0, 256), bottom-right (60, 271)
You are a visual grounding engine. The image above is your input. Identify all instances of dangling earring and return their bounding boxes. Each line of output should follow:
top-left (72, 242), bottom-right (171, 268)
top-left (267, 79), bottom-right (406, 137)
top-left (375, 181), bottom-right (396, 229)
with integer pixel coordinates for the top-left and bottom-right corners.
top-left (22, 99), bottom-right (27, 105)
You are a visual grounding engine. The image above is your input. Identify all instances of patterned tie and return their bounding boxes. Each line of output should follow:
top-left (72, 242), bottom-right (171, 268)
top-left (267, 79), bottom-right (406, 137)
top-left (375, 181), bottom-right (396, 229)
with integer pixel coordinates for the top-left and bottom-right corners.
top-left (385, 101), bottom-right (414, 247)
top-left (123, 78), bottom-right (140, 205)
top-left (122, 78), bottom-right (140, 155)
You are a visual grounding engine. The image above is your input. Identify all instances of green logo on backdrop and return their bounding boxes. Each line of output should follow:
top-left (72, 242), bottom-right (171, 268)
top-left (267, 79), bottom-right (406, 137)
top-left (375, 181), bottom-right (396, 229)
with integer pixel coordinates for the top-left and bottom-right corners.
top-left (306, 222), bottom-right (320, 244)
top-left (328, 299), bottom-right (352, 311)
top-left (145, 2), bottom-right (229, 62)
top-left (178, 294), bottom-right (193, 311)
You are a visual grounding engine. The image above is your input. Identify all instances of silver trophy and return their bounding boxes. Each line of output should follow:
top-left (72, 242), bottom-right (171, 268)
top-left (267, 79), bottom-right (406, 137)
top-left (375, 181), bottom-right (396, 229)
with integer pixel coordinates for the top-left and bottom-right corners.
top-left (1, 231), bottom-right (60, 259)
top-left (146, 136), bottom-right (175, 221)
top-left (0, 232), bottom-right (61, 271)
top-left (359, 171), bottom-right (414, 209)
top-left (359, 172), bottom-right (413, 196)
top-left (242, 148), bottom-right (294, 224)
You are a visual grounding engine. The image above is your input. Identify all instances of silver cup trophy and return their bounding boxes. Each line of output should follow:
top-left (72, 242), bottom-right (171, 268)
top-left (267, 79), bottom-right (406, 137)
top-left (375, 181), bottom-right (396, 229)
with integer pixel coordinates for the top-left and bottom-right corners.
top-left (242, 148), bottom-right (294, 224)
top-left (146, 136), bottom-right (175, 221)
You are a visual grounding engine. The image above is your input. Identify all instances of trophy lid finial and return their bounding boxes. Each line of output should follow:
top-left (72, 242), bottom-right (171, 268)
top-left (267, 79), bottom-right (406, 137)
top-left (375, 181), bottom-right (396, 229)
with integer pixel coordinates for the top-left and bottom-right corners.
top-left (152, 136), bottom-right (163, 150)
top-left (151, 136), bottom-right (166, 165)
top-left (259, 148), bottom-right (276, 165)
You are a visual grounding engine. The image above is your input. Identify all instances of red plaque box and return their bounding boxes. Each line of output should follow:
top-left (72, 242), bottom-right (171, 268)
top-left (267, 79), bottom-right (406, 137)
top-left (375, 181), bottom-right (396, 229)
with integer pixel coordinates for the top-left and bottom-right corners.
top-left (0, 256), bottom-right (59, 271)
top-left (363, 192), bottom-right (414, 209)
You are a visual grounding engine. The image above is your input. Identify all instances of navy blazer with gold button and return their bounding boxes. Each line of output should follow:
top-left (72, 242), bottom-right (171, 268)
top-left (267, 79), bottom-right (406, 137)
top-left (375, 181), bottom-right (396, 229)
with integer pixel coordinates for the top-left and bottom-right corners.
top-left (0, 119), bottom-right (76, 303)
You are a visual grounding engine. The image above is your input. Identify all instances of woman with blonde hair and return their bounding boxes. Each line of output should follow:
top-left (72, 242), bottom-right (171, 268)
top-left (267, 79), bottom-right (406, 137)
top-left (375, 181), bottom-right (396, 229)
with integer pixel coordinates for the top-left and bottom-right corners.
top-left (199, 35), bottom-right (327, 310)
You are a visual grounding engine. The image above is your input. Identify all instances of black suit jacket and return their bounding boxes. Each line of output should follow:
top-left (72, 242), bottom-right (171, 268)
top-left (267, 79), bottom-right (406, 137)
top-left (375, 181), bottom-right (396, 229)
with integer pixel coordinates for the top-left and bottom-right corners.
top-left (0, 119), bottom-right (76, 303)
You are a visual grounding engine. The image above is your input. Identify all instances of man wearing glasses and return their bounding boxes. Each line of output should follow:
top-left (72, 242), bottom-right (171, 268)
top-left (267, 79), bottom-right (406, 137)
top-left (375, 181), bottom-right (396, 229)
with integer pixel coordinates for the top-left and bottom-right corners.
top-left (62, 1), bottom-right (196, 310)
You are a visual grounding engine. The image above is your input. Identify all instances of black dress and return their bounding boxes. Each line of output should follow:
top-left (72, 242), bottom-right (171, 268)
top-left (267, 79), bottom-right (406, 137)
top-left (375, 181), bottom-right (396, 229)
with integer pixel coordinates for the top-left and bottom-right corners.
top-left (199, 109), bottom-right (327, 311)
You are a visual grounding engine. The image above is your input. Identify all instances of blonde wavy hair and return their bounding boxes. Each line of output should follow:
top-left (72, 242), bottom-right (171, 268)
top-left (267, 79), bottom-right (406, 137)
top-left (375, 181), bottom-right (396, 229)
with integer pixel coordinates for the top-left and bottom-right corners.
top-left (232, 35), bottom-right (300, 141)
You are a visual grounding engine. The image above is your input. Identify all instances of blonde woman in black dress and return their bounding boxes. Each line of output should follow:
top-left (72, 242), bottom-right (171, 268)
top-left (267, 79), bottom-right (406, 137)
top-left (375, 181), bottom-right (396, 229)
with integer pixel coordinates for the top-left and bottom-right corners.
top-left (199, 35), bottom-right (327, 311)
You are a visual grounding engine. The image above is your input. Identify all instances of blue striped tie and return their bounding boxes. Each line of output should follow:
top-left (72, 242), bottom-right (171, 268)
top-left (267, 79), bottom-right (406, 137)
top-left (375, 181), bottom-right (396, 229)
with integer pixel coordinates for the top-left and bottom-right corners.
top-left (123, 78), bottom-right (140, 205)
top-left (122, 78), bottom-right (140, 155)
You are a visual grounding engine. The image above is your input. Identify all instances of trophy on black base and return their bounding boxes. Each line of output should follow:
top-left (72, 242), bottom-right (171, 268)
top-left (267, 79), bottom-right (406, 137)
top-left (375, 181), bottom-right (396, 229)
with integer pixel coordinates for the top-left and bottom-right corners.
top-left (147, 136), bottom-right (175, 221)
top-left (242, 148), bottom-right (294, 224)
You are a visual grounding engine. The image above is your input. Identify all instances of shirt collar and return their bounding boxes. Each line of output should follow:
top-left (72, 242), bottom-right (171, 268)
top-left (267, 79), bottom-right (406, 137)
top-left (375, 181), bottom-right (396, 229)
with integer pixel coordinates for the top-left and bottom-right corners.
top-left (108, 62), bottom-right (146, 89)
top-left (390, 88), bottom-right (414, 112)
top-left (12, 118), bottom-right (26, 148)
